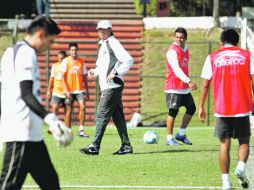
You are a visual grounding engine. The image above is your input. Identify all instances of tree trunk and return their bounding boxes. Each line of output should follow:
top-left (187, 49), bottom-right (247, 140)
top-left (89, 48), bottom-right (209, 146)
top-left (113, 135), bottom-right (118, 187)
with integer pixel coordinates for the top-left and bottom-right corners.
top-left (213, 0), bottom-right (220, 27)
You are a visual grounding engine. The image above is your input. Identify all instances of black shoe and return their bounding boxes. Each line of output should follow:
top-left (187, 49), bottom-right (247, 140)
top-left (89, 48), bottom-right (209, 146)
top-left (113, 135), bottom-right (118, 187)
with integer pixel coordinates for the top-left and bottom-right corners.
top-left (113, 145), bottom-right (133, 155)
top-left (80, 145), bottom-right (99, 156)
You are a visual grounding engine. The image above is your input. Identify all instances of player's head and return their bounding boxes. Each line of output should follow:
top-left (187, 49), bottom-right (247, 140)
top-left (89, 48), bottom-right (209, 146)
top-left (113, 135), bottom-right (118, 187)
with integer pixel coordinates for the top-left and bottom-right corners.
top-left (220, 29), bottom-right (239, 46)
top-left (96, 20), bottom-right (113, 40)
top-left (26, 16), bottom-right (60, 53)
top-left (69, 42), bottom-right (78, 58)
top-left (174, 27), bottom-right (187, 48)
top-left (58, 50), bottom-right (66, 62)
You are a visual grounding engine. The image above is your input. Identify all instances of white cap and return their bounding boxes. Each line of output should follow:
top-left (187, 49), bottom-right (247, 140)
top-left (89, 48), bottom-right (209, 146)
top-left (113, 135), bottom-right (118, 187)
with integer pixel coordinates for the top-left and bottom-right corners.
top-left (96, 20), bottom-right (112, 29)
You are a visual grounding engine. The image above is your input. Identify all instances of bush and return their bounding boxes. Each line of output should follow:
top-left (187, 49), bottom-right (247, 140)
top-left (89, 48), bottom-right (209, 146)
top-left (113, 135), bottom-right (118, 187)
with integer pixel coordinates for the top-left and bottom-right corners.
top-left (134, 0), bottom-right (157, 16)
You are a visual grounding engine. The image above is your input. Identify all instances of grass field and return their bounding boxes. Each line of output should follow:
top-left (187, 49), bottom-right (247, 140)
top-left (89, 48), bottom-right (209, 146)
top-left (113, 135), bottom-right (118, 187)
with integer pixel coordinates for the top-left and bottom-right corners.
top-left (0, 126), bottom-right (253, 190)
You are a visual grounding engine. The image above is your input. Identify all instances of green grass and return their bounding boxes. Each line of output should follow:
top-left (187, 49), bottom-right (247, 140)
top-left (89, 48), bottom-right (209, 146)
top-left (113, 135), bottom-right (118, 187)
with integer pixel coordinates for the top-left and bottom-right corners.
top-left (141, 29), bottom-right (222, 126)
top-left (0, 126), bottom-right (253, 190)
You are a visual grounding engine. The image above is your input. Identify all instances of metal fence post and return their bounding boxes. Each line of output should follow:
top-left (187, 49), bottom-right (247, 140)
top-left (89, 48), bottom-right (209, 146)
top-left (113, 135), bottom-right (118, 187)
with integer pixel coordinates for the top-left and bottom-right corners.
top-left (12, 15), bottom-right (19, 45)
top-left (207, 41), bottom-right (212, 127)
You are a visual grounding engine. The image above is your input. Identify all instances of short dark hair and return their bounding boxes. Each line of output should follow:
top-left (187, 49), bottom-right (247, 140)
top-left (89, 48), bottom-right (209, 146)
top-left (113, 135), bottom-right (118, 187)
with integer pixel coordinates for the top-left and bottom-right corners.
top-left (58, 50), bottom-right (67, 57)
top-left (174, 27), bottom-right (187, 38)
top-left (69, 42), bottom-right (78, 50)
top-left (220, 29), bottom-right (239, 46)
top-left (26, 16), bottom-right (60, 36)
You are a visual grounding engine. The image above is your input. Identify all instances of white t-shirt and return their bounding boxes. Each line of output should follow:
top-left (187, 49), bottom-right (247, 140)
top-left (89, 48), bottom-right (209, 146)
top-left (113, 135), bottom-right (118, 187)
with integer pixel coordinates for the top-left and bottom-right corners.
top-left (0, 41), bottom-right (43, 142)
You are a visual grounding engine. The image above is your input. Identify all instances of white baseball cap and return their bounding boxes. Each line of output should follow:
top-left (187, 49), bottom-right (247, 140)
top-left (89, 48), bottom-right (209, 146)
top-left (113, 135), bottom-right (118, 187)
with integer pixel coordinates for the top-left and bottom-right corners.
top-left (96, 20), bottom-right (112, 29)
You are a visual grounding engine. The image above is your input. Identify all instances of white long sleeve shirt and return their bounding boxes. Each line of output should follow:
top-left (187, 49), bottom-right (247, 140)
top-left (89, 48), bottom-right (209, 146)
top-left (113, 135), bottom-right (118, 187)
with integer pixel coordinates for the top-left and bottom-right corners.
top-left (164, 42), bottom-right (190, 94)
top-left (94, 36), bottom-right (134, 91)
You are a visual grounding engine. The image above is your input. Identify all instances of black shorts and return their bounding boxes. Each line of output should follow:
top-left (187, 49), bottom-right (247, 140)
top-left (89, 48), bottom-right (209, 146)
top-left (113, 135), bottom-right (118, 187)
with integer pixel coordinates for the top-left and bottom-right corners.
top-left (51, 95), bottom-right (65, 105)
top-left (65, 92), bottom-right (85, 105)
top-left (214, 116), bottom-right (251, 140)
top-left (0, 141), bottom-right (60, 190)
top-left (166, 93), bottom-right (195, 109)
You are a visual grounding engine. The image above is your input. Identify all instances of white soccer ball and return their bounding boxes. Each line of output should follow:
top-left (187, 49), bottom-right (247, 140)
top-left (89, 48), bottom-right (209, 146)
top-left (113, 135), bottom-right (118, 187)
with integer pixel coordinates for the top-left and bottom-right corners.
top-left (143, 131), bottom-right (159, 144)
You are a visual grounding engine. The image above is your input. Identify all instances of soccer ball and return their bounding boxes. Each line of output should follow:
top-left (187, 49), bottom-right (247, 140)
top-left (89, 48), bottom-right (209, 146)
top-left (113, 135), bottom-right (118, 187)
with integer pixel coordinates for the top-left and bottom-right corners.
top-left (143, 131), bottom-right (159, 144)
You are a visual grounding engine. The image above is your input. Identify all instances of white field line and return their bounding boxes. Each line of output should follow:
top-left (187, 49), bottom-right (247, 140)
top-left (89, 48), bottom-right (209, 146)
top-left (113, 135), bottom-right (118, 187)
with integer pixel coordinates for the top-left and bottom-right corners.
top-left (22, 185), bottom-right (223, 189)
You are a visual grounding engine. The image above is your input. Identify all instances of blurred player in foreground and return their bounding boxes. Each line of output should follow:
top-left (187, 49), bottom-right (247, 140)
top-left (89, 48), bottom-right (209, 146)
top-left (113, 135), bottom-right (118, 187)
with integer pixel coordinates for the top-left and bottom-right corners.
top-left (0, 16), bottom-right (72, 190)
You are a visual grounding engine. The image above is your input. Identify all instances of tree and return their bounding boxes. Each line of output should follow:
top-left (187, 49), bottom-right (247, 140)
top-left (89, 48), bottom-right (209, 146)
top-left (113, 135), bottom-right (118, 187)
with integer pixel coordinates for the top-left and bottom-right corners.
top-left (213, 0), bottom-right (220, 27)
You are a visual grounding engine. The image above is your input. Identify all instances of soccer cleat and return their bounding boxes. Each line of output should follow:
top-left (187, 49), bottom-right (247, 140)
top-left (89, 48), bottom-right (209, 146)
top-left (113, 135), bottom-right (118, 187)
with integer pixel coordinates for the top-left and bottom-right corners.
top-left (113, 145), bottom-right (133, 155)
top-left (175, 133), bottom-right (192, 145)
top-left (80, 144), bottom-right (99, 155)
top-left (166, 138), bottom-right (179, 145)
top-left (234, 169), bottom-right (249, 189)
top-left (78, 130), bottom-right (89, 138)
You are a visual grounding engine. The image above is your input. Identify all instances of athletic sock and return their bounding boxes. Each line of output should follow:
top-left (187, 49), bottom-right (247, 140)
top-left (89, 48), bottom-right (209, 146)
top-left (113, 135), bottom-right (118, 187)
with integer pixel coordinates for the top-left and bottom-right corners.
top-left (221, 174), bottom-right (231, 187)
top-left (236, 160), bottom-right (246, 171)
top-left (178, 128), bottom-right (186, 136)
top-left (167, 135), bottom-right (173, 141)
top-left (79, 125), bottom-right (84, 132)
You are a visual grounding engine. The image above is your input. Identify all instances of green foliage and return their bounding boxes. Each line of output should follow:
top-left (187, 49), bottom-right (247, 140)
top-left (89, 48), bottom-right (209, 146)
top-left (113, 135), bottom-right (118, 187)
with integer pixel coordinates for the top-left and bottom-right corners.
top-left (170, 0), bottom-right (253, 16)
top-left (134, 0), bottom-right (157, 16)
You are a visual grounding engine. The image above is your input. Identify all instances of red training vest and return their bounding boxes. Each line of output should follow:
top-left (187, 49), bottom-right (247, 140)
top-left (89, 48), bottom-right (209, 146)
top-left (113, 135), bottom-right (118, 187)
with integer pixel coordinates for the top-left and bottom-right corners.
top-left (210, 46), bottom-right (253, 116)
top-left (164, 44), bottom-right (189, 91)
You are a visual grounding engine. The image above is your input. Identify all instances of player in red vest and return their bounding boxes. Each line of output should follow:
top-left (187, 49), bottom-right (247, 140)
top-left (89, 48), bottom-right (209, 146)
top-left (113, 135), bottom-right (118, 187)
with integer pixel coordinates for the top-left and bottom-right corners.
top-left (164, 27), bottom-right (197, 146)
top-left (199, 29), bottom-right (252, 190)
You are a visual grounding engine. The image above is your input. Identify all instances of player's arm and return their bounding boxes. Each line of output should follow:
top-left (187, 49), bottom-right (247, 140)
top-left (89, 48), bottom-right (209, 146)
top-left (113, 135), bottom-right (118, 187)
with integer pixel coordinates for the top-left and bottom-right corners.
top-left (82, 63), bottom-right (89, 99)
top-left (167, 50), bottom-right (197, 90)
top-left (20, 80), bottom-right (49, 118)
top-left (198, 55), bottom-right (212, 122)
top-left (108, 40), bottom-right (134, 77)
top-left (198, 79), bottom-right (210, 122)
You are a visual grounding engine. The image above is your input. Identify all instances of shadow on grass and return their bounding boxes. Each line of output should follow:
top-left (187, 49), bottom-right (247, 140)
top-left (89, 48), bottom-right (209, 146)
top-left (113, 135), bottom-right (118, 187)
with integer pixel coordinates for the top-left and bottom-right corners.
top-left (134, 148), bottom-right (218, 155)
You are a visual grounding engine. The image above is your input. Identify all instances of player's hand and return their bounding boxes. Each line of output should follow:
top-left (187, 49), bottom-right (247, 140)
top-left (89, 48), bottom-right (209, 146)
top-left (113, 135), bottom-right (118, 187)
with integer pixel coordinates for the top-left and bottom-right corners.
top-left (88, 69), bottom-right (95, 78)
top-left (44, 113), bottom-right (73, 147)
top-left (198, 107), bottom-right (206, 123)
top-left (189, 81), bottom-right (197, 91)
top-left (65, 92), bottom-right (71, 99)
top-left (46, 91), bottom-right (52, 100)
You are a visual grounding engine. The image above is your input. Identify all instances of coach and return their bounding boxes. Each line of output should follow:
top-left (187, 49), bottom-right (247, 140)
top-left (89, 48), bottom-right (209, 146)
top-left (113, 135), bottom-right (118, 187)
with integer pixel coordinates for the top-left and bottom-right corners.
top-left (80, 20), bottom-right (134, 155)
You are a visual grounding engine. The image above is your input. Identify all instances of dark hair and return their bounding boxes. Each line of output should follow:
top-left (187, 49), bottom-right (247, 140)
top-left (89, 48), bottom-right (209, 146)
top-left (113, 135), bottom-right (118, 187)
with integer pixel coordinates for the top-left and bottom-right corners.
top-left (174, 27), bottom-right (187, 38)
top-left (26, 16), bottom-right (60, 36)
top-left (69, 42), bottom-right (78, 50)
top-left (58, 50), bottom-right (67, 57)
top-left (220, 29), bottom-right (239, 46)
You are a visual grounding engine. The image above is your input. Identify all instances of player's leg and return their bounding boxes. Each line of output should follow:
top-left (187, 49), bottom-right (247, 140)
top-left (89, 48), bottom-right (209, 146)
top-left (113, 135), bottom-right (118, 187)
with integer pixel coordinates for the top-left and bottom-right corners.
top-left (165, 93), bottom-right (180, 145)
top-left (112, 86), bottom-right (132, 155)
top-left (51, 95), bottom-right (61, 115)
top-left (77, 93), bottom-right (89, 138)
top-left (234, 116), bottom-right (251, 188)
top-left (28, 141), bottom-right (60, 190)
top-left (220, 138), bottom-right (232, 190)
top-left (214, 117), bottom-right (233, 190)
top-left (80, 88), bottom-right (118, 155)
top-left (175, 93), bottom-right (196, 145)
top-left (0, 142), bottom-right (28, 190)
top-left (64, 96), bottom-right (73, 129)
